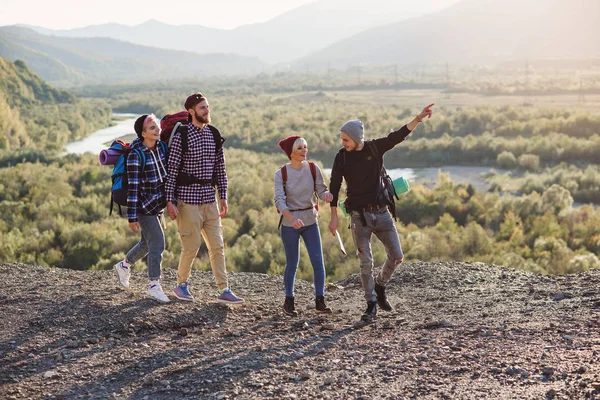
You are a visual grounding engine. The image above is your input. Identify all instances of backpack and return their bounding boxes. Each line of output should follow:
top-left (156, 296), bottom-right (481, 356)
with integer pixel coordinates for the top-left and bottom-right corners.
top-left (160, 111), bottom-right (188, 148)
top-left (108, 140), bottom-right (167, 216)
top-left (277, 161), bottom-right (319, 229)
top-left (160, 112), bottom-right (225, 186)
top-left (342, 142), bottom-right (399, 220)
top-left (160, 112), bottom-right (225, 154)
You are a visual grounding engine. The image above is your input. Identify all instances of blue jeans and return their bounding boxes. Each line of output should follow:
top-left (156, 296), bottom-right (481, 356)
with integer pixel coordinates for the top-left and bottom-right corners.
top-left (126, 214), bottom-right (165, 281)
top-left (280, 222), bottom-right (326, 297)
top-left (350, 207), bottom-right (404, 302)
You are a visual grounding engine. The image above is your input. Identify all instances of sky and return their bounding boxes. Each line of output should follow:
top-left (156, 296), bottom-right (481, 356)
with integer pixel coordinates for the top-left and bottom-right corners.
top-left (0, 0), bottom-right (316, 30)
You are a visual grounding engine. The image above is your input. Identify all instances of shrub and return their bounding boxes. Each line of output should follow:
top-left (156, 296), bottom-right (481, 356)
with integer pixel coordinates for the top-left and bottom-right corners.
top-left (497, 151), bottom-right (517, 169)
top-left (518, 154), bottom-right (540, 171)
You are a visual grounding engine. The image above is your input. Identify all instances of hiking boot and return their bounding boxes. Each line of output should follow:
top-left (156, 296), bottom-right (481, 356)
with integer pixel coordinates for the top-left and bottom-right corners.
top-left (361, 301), bottom-right (377, 323)
top-left (113, 261), bottom-right (130, 289)
top-left (148, 282), bottom-right (170, 303)
top-left (375, 282), bottom-right (393, 312)
top-left (315, 296), bottom-right (332, 314)
top-left (283, 296), bottom-right (298, 317)
top-left (173, 282), bottom-right (194, 301)
top-left (217, 288), bottom-right (244, 304)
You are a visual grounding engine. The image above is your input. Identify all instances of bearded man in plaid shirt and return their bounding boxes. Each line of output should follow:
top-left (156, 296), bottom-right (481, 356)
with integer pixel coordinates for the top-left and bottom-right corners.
top-left (165, 93), bottom-right (244, 304)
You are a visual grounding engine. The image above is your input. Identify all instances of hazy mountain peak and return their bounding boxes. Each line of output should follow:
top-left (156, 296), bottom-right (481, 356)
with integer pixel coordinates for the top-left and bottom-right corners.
top-left (297, 0), bottom-right (600, 68)
top-left (138, 19), bottom-right (171, 27)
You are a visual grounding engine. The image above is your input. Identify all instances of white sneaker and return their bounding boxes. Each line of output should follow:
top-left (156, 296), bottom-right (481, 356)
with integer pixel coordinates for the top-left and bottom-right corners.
top-left (148, 282), bottom-right (170, 303)
top-left (113, 261), bottom-right (130, 288)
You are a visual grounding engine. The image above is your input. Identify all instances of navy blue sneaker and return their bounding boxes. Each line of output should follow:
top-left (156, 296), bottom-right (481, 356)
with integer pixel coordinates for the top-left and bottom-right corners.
top-left (173, 282), bottom-right (194, 301)
top-left (217, 288), bottom-right (244, 304)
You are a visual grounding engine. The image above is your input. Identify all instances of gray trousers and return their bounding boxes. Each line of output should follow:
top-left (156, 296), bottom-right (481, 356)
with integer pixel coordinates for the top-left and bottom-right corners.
top-left (126, 214), bottom-right (165, 281)
top-left (350, 207), bottom-right (404, 302)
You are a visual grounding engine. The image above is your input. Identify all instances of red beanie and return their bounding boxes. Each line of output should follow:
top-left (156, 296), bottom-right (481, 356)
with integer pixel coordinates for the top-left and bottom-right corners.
top-left (278, 135), bottom-right (302, 159)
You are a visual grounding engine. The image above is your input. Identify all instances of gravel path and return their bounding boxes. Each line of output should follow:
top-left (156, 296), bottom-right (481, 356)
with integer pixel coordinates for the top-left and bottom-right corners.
top-left (1, 262), bottom-right (600, 399)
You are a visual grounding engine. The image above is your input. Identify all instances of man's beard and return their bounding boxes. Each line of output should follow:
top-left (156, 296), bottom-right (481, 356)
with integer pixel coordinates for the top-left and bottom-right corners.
top-left (195, 112), bottom-right (211, 124)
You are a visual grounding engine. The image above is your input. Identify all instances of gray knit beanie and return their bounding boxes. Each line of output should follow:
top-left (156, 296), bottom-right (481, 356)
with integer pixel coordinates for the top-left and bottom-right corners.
top-left (340, 119), bottom-right (364, 144)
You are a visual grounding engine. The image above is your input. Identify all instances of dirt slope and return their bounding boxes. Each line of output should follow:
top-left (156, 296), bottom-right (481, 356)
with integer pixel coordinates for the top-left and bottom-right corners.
top-left (1, 262), bottom-right (600, 399)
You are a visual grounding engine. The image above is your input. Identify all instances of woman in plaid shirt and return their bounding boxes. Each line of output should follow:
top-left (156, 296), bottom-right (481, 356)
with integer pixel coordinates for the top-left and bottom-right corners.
top-left (113, 114), bottom-right (170, 303)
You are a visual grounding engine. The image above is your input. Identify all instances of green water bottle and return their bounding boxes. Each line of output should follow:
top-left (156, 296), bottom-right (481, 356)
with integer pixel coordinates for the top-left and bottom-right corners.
top-left (339, 200), bottom-right (349, 217)
top-left (393, 176), bottom-right (410, 195)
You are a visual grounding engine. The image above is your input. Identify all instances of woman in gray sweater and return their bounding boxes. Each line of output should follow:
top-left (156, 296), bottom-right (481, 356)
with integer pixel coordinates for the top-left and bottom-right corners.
top-left (274, 135), bottom-right (333, 316)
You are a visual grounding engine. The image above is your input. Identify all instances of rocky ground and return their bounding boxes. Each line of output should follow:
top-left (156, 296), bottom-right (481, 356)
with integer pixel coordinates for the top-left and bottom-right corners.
top-left (1, 261), bottom-right (600, 399)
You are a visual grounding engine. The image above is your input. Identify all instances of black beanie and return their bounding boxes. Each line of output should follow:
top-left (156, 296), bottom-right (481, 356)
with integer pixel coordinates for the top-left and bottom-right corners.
top-left (134, 114), bottom-right (148, 138)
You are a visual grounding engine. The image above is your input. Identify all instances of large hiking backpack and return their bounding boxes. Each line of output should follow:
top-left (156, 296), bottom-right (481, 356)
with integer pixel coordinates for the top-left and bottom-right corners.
top-left (277, 161), bottom-right (319, 229)
top-left (160, 111), bottom-right (188, 148)
top-left (108, 140), bottom-right (167, 216)
top-left (160, 111), bottom-right (225, 154)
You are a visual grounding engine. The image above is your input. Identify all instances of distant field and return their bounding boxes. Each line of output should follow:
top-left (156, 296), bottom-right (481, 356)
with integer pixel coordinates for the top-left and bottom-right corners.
top-left (304, 89), bottom-right (600, 110)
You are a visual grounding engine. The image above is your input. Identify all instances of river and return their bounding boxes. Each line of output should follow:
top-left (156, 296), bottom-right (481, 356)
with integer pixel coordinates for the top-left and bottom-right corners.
top-left (323, 166), bottom-right (503, 192)
top-left (63, 113), bottom-right (138, 155)
top-left (67, 117), bottom-right (502, 191)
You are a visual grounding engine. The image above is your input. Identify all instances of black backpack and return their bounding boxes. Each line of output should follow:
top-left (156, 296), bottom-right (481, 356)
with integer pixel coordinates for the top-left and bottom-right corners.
top-left (162, 118), bottom-right (225, 187)
top-left (342, 141), bottom-right (399, 220)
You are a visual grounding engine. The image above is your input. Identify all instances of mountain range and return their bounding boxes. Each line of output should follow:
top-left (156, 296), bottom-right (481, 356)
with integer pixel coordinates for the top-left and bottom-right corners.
top-left (1, 0), bottom-right (597, 86)
top-left (21, 0), bottom-right (461, 64)
top-left (0, 26), bottom-right (264, 85)
top-left (298, 0), bottom-right (600, 68)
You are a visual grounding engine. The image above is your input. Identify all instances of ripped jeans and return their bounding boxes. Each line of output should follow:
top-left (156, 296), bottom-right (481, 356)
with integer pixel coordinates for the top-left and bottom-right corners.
top-left (350, 207), bottom-right (404, 302)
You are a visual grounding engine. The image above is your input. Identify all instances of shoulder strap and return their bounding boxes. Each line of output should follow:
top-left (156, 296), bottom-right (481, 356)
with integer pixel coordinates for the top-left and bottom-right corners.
top-left (308, 161), bottom-right (317, 183)
top-left (368, 141), bottom-right (381, 163)
top-left (279, 164), bottom-right (289, 205)
top-left (171, 126), bottom-right (188, 175)
top-left (368, 141), bottom-right (385, 175)
top-left (181, 125), bottom-right (189, 155)
top-left (157, 140), bottom-right (168, 155)
top-left (280, 164), bottom-right (288, 188)
top-left (207, 124), bottom-right (226, 151)
top-left (133, 148), bottom-right (146, 172)
top-left (168, 123), bottom-right (181, 148)
top-left (277, 165), bottom-right (288, 229)
top-left (308, 161), bottom-right (319, 212)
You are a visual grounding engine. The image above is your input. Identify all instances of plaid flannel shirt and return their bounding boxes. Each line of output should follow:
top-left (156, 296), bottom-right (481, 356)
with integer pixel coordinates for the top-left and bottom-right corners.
top-left (126, 139), bottom-right (168, 222)
top-left (165, 124), bottom-right (228, 205)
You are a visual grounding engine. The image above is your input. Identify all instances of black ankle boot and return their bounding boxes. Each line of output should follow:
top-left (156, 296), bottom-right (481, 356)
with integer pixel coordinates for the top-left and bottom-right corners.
top-left (315, 296), bottom-right (332, 313)
top-left (361, 301), bottom-right (377, 322)
top-left (374, 283), bottom-right (393, 312)
top-left (283, 296), bottom-right (298, 317)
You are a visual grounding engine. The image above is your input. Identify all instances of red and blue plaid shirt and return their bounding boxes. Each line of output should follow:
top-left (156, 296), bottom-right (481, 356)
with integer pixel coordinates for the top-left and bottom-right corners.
top-left (165, 124), bottom-right (228, 205)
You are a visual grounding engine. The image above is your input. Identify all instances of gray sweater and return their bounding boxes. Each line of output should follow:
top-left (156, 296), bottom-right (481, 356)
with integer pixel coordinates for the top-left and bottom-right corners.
top-left (274, 161), bottom-right (329, 228)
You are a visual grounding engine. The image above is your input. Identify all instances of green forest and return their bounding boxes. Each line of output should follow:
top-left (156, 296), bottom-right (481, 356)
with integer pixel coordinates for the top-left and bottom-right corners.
top-left (1, 56), bottom-right (599, 281)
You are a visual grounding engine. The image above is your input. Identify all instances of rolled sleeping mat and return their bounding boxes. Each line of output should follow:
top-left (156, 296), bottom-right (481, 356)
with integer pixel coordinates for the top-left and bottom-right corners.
top-left (99, 148), bottom-right (122, 165)
top-left (392, 176), bottom-right (410, 195)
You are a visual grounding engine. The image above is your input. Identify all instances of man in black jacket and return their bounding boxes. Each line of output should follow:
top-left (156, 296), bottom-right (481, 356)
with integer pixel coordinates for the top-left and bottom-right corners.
top-left (328, 104), bottom-right (434, 322)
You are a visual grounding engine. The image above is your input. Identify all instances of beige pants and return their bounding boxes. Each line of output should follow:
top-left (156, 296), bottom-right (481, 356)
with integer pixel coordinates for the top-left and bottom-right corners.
top-left (176, 201), bottom-right (227, 289)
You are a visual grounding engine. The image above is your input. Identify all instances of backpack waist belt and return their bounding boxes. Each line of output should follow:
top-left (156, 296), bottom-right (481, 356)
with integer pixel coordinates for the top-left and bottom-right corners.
top-left (357, 203), bottom-right (387, 213)
top-left (278, 206), bottom-right (315, 229)
top-left (288, 206), bottom-right (314, 212)
top-left (177, 172), bottom-right (215, 186)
